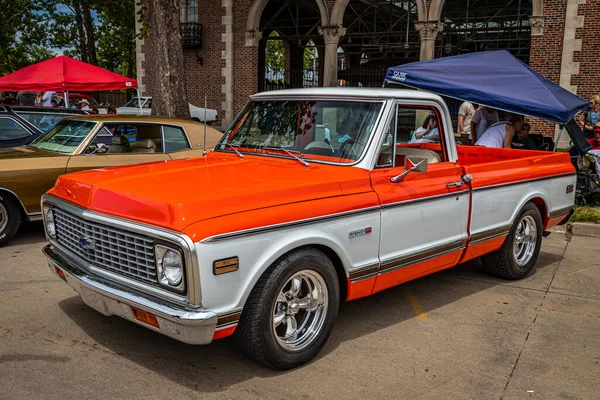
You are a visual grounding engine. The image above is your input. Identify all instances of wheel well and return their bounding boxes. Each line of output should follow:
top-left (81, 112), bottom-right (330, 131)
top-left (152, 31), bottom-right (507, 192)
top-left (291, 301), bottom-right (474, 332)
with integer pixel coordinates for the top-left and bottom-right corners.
top-left (270, 244), bottom-right (349, 304)
top-left (310, 244), bottom-right (348, 303)
top-left (0, 189), bottom-right (26, 222)
top-left (528, 197), bottom-right (548, 226)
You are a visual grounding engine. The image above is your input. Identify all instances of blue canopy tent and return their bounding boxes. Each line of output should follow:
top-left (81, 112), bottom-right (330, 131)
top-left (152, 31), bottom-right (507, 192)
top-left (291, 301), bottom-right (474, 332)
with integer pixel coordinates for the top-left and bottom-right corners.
top-left (384, 50), bottom-right (589, 124)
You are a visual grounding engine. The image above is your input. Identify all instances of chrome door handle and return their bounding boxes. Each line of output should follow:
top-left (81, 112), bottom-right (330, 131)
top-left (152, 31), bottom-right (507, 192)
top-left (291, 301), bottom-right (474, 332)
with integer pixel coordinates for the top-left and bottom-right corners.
top-left (446, 181), bottom-right (465, 188)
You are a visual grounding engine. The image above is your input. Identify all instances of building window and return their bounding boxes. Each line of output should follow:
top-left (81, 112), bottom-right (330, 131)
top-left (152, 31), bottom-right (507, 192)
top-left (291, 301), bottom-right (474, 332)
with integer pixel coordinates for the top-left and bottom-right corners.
top-left (180, 0), bottom-right (198, 24)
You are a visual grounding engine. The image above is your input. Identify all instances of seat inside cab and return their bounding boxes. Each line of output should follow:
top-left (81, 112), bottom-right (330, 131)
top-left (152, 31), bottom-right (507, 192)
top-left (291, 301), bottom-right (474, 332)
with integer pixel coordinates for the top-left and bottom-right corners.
top-left (394, 147), bottom-right (441, 164)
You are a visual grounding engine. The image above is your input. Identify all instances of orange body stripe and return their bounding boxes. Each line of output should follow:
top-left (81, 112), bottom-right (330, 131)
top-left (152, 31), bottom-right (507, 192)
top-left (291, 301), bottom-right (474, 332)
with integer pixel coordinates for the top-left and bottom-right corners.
top-left (212, 325), bottom-right (237, 341)
top-left (346, 276), bottom-right (377, 301)
top-left (371, 251), bottom-right (460, 294)
top-left (458, 236), bottom-right (507, 264)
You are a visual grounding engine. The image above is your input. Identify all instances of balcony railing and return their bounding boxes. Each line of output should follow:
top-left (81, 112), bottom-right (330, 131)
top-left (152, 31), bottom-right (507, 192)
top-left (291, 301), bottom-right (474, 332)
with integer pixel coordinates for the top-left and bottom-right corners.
top-left (180, 23), bottom-right (203, 49)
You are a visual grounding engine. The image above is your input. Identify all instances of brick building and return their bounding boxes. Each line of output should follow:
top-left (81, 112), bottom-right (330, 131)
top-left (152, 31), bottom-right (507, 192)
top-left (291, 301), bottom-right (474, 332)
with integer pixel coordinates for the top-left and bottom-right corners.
top-left (136, 0), bottom-right (600, 143)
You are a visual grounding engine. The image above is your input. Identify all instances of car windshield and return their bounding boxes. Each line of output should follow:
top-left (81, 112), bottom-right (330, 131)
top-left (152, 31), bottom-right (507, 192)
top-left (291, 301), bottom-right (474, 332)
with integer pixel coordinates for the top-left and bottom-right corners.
top-left (216, 100), bottom-right (383, 164)
top-left (123, 98), bottom-right (146, 108)
top-left (14, 112), bottom-right (69, 132)
top-left (29, 119), bottom-right (96, 153)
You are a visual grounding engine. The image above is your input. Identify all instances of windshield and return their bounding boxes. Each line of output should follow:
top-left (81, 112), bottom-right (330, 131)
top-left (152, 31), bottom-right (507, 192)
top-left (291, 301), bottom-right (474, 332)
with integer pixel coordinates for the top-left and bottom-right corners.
top-left (15, 112), bottom-right (69, 132)
top-left (29, 119), bottom-right (96, 153)
top-left (123, 98), bottom-right (146, 108)
top-left (216, 100), bottom-right (383, 164)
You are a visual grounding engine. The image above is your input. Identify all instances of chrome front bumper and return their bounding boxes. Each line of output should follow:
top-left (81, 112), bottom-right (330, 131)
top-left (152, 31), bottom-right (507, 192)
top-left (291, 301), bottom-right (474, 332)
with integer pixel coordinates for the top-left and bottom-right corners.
top-left (43, 244), bottom-right (218, 345)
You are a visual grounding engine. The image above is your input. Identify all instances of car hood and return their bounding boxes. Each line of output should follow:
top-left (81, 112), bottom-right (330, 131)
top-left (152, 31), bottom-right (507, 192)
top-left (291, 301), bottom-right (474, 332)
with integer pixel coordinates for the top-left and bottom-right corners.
top-left (0, 146), bottom-right (63, 160)
top-left (48, 152), bottom-right (376, 238)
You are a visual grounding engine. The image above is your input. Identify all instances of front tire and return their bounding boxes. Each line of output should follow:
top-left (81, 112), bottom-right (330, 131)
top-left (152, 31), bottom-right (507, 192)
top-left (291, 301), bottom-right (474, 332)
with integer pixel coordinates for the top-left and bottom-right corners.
top-left (481, 203), bottom-right (543, 280)
top-left (235, 248), bottom-right (340, 369)
top-left (0, 195), bottom-right (20, 247)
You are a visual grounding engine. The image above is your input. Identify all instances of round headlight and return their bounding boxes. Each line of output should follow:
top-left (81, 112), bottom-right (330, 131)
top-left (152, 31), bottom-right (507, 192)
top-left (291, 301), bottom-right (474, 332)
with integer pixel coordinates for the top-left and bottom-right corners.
top-left (161, 250), bottom-right (182, 286)
top-left (46, 208), bottom-right (56, 237)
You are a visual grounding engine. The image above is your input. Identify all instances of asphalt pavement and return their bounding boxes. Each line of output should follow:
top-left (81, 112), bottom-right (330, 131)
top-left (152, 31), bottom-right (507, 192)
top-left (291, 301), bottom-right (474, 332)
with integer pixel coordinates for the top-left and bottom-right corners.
top-left (1, 223), bottom-right (599, 400)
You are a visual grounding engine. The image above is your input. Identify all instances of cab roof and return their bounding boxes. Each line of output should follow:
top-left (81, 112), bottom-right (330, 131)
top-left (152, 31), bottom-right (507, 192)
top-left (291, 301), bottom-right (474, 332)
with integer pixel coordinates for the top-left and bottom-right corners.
top-left (65, 114), bottom-right (206, 126)
top-left (250, 87), bottom-right (444, 102)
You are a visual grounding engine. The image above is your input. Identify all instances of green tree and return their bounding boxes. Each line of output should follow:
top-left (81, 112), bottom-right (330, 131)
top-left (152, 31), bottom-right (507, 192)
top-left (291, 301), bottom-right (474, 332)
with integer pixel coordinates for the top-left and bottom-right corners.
top-left (0, 0), bottom-right (55, 74)
top-left (95, 0), bottom-right (136, 77)
top-left (265, 31), bottom-right (284, 77)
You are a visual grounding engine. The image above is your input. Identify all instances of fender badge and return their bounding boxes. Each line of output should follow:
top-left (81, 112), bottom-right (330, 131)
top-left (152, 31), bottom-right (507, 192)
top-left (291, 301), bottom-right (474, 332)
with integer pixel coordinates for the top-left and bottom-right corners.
top-left (566, 184), bottom-right (574, 194)
top-left (349, 227), bottom-right (372, 239)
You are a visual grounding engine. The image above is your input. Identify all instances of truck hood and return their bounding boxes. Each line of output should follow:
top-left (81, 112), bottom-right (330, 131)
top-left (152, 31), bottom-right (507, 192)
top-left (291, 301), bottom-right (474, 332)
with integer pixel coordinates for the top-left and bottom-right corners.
top-left (49, 152), bottom-right (375, 235)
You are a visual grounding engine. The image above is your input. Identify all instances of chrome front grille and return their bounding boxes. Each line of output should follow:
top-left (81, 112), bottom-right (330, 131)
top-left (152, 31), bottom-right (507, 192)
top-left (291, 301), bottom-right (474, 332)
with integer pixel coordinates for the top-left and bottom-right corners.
top-left (53, 208), bottom-right (158, 285)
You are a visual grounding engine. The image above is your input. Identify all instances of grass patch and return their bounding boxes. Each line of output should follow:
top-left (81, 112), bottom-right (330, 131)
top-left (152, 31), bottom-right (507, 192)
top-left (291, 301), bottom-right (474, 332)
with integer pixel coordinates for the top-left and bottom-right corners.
top-left (571, 206), bottom-right (600, 223)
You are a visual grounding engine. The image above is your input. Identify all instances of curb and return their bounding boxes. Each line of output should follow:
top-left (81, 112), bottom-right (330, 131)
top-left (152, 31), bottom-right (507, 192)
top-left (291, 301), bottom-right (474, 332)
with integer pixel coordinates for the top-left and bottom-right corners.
top-left (551, 222), bottom-right (600, 238)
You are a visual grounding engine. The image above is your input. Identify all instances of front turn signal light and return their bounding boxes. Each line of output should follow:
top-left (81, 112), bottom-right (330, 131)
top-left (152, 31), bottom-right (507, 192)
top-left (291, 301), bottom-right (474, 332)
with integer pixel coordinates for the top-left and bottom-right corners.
top-left (131, 307), bottom-right (160, 329)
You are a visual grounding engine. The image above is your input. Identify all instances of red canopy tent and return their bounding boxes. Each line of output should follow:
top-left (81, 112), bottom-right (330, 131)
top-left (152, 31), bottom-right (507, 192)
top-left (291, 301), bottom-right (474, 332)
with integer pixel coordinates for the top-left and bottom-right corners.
top-left (0, 55), bottom-right (137, 92)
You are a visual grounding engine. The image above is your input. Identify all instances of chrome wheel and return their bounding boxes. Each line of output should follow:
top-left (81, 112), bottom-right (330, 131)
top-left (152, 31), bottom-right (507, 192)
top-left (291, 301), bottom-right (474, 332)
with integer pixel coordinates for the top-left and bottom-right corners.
top-left (0, 202), bottom-right (8, 234)
top-left (513, 215), bottom-right (537, 266)
top-left (272, 270), bottom-right (328, 352)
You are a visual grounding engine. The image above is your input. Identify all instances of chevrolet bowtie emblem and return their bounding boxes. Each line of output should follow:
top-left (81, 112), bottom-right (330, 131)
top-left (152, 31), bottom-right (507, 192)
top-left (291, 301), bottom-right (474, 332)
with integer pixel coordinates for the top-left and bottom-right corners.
top-left (79, 236), bottom-right (95, 250)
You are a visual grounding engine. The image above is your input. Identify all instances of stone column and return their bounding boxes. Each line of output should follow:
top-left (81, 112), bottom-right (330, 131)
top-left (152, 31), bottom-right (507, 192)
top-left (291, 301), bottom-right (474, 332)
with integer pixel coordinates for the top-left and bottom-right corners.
top-left (245, 30), bottom-right (263, 47)
top-left (529, 16), bottom-right (545, 36)
top-left (318, 26), bottom-right (346, 87)
top-left (414, 21), bottom-right (443, 61)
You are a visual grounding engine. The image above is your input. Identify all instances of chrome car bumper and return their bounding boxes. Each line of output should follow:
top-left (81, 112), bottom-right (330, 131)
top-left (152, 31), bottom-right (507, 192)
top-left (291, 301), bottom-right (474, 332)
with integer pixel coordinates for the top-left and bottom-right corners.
top-left (43, 244), bottom-right (218, 345)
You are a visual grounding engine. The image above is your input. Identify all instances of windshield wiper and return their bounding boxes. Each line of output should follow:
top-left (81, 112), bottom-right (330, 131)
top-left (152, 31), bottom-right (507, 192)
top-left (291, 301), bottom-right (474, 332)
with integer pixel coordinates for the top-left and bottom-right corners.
top-left (263, 147), bottom-right (310, 167)
top-left (222, 142), bottom-right (244, 159)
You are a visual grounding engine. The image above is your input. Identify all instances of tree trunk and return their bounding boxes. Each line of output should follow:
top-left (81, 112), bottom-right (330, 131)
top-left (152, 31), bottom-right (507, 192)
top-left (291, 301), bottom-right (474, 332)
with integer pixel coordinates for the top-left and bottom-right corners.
top-left (147, 0), bottom-right (190, 119)
top-left (72, 0), bottom-right (88, 63)
top-left (81, 0), bottom-right (97, 64)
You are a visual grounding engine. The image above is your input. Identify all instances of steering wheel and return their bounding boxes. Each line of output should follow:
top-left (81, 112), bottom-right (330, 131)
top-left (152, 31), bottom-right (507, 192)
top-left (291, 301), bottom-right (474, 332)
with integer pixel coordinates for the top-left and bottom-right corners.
top-left (339, 138), bottom-right (366, 160)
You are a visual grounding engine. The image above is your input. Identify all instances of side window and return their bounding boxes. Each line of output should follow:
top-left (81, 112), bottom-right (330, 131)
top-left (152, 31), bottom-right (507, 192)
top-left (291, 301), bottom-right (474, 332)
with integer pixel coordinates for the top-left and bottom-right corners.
top-left (376, 105), bottom-right (445, 167)
top-left (163, 125), bottom-right (190, 152)
top-left (0, 117), bottom-right (31, 140)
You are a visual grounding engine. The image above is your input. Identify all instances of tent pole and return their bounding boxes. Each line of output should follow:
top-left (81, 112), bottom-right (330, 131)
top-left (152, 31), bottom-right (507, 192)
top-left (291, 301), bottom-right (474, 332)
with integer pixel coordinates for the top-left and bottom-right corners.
top-left (64, 91), bottom-right (69, 108)
top-left (203, 93), bottom-right (207, 155)
top-left (554, 125), bottom-right (564, 152)
top-left (136, 88), bottom-right (143, 115)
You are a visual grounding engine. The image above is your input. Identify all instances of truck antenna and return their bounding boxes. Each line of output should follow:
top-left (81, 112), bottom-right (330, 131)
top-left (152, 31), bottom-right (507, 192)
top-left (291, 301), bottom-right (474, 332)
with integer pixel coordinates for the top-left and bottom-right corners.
top-left (203, 94), bottom-right (207, 156)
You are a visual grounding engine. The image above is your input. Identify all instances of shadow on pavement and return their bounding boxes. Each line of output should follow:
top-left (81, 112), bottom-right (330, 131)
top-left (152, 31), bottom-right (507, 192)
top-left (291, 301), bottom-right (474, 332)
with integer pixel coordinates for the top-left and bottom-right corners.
top-left (7, 222), bottom-right (47, 247)
top-left (58, 247), bottom-right (563, 393)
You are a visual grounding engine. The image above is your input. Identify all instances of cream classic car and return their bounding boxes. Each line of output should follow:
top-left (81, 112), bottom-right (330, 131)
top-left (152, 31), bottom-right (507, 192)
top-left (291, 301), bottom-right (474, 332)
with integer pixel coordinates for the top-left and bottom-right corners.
top-left (0, 115), bottom-right (223, 246)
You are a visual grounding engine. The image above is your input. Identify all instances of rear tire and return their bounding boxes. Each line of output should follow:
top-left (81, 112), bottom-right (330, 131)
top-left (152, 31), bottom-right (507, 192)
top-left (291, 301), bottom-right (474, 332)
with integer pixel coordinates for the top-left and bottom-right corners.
top-left (481, 203), bottom-right (543, 280)
top-left (235, 248), bottom-right (340, 370)
top-left (0, 195), bottom-right (20, 247)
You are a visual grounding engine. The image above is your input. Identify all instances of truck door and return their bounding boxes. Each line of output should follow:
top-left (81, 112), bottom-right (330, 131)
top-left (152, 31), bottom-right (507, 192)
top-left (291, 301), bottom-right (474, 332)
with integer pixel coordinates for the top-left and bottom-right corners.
top-left (369, 103), bottom-right (470, 293)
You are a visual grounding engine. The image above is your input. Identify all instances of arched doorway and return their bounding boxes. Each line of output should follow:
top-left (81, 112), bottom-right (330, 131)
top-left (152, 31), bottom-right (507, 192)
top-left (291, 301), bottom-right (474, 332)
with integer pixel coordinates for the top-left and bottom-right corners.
top-left (334, 1), bottom-right (422, 87)
top-left (303, 40), bottom-right (319, 88)
top-left (249, 0), bottom-right (328, 91)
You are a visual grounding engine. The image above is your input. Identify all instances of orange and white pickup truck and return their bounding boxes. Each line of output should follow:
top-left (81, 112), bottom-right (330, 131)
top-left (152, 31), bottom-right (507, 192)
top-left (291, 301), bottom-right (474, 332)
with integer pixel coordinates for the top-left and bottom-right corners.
top-left (42, 88), bottom-right (575, 369)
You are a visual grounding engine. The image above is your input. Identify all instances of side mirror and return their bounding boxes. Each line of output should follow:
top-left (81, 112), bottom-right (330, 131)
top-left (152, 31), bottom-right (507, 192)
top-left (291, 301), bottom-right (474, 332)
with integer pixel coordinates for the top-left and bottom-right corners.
top-left (390, 156), bottom-right (428, 183)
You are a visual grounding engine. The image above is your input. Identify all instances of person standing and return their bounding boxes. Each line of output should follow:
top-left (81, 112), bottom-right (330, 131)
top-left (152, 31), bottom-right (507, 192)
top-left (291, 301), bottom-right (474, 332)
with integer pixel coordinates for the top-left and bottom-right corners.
top-left (476, 115), bottom-right (523, 149)
top-left (580, 95), bottom-right (600, 137)
top-left (470, 106), bottom-right (499, 145)
top-left (79, 99), bottom-right (91, 111)
top-left (16, 91), bottom-right (36, 105)
top-left (511, 123), bottom-right (537, 150)
top-left (457, 101), bottom-right (475, 136)
top-left (41, 91), bottom-right (56, 107)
